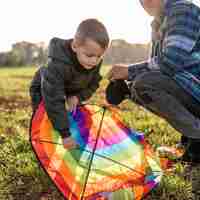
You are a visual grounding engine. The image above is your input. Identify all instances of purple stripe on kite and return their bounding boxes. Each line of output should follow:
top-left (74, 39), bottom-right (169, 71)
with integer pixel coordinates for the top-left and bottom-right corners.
top-left (73, 107), bottom-right (92, 145)
top-left (146, 180), bottom-right (158, 189)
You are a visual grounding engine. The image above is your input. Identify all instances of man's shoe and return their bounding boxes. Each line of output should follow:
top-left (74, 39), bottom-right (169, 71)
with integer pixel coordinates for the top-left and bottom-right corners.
top-left (157, 136), bottom-right (190, 161)
top-left (157, 145), bottom-right (185, 160)
top-left (178, 138), bottom-right (200, 164)
top-left (157, 138), bottom-right (200, 164)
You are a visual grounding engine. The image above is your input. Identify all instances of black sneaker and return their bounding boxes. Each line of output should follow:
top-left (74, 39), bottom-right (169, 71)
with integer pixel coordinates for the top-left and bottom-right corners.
top-left (179, 138), bottom-right (200, 164)
top-left (179, 135), bottom-right (189, 147)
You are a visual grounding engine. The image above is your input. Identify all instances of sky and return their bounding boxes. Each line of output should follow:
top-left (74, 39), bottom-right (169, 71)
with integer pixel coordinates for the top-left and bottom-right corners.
top-left (1, 0), bottom-right (152, 52)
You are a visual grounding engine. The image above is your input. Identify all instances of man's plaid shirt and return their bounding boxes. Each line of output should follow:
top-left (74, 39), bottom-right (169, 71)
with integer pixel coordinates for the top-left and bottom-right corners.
top-left (128, 0), bottom-right (200, 103)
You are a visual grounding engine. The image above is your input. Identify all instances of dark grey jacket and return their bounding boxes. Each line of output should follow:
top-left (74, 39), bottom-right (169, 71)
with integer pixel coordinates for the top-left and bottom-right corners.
top-left (30, 38), bottom-right (102, 137)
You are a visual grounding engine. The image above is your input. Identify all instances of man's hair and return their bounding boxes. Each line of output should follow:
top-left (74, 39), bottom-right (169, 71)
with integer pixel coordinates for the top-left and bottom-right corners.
top-left (75, 18), bottom-right (110, 49)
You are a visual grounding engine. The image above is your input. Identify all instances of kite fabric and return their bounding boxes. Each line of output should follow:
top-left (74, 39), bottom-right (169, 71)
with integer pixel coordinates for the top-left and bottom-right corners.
top-left (30, 101), bottom-right (163, 200)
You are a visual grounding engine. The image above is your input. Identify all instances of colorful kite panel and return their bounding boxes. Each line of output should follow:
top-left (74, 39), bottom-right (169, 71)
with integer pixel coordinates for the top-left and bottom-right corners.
top-left (30, 102), bottom-right (162, 200)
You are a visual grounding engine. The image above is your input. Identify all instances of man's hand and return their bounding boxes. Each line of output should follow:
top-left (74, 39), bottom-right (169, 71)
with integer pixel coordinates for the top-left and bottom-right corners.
top-left (107, 64), bottom-right (129, 81)
top-left (67, 96), bottom-right (79, 115)
top-left (62, 136), bottom-right (78, 149)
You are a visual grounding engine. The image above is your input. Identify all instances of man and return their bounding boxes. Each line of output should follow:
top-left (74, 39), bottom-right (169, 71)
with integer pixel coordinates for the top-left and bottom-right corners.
top-left (107, 0), bottom-right (200, 163)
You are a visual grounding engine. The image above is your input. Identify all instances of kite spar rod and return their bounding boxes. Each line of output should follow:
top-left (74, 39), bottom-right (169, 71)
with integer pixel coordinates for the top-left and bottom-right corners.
top-left (80, 106), bottom-right (106, 200)
top-left (33, 139), bottom-right (146, 176)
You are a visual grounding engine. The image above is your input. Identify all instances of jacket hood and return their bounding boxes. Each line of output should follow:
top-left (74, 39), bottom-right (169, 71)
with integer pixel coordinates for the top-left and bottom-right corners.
top-left (48, 37), bottom-right (74, 65)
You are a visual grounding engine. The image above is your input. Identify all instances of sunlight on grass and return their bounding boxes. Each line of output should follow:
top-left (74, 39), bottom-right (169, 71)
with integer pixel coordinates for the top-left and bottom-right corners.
top-left (0, 66), bottom-right (198, 200)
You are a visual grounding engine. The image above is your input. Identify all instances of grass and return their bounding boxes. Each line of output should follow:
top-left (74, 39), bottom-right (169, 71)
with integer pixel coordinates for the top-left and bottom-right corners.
top-left (0, 66), bottom-right (197, 200)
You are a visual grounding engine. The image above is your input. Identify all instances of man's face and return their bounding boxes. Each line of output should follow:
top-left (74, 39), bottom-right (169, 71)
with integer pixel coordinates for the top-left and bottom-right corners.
top-left (72, 38), bottom-right (106, 70)
top-left (140, 0), bottom-right (163, 17)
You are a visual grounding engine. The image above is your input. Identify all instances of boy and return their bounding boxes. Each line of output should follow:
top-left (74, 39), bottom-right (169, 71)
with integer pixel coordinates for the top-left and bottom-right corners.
top-left (107, 0), bottom-right (200, 162)
top-left (30, 18), bottom-right (109, 149)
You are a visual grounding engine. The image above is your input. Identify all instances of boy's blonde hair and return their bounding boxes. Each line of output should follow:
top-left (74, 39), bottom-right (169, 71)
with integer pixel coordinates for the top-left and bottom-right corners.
top-left (75, 18), bottom-right (110, 49)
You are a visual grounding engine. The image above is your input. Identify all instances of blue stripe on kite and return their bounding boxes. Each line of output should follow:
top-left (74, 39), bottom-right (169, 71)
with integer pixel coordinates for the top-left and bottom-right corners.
top-left (68, 114), bottom-right (86, 147)
top-left (95, 135), bottom-right (142, 158)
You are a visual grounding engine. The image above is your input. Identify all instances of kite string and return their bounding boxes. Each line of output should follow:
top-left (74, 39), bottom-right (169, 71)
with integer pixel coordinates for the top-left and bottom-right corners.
top-left (32, 139), bottom-right (148, 175)
top-left (80, 107), bottom-right (106, 200)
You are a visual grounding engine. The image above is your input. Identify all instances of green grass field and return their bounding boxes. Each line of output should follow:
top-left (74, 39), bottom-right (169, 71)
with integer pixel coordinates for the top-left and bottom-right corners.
top-left (0, 66), bottom-right (195, 200)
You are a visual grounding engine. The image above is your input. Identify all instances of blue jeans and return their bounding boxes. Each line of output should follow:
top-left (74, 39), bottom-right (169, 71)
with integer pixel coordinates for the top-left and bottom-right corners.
top-left (130, 70), bottom-right (200, 139)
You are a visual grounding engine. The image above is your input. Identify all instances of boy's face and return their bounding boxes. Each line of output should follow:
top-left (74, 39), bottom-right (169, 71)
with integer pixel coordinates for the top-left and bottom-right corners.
top-left (72, 38), bottom-right (106, 70)
top-left (140, 0), bottom-right (163, 17)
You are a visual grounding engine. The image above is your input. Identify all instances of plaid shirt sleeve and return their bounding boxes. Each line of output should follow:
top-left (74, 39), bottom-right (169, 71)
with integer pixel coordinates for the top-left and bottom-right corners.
top-left (128, 2), bottom-right (200, 81)
top-left (158, 2), bottom-right (200, 76)
top-left (128, 57), bottom-right (161, 81)
top-left (128, 62), bottom-right (149, 81)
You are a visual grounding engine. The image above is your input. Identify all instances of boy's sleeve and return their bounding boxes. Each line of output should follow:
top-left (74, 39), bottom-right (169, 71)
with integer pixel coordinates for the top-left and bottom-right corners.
top-left (158, 4), bottom-right (200, 76)
top-left (30, 67), bottom-right (43, 111)
top-left (41, 60), bottom-right (70, 138)
top-left (76, 63), bottom-right (102, 102)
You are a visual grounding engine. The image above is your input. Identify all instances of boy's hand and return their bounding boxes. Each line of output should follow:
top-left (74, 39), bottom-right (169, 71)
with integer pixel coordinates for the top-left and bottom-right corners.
top-left (62, 136), bottom-right (78, 149)
top-left (67, 96), bottom-right (79, 115)
top-left (107, 64), bottom-right (129, 81)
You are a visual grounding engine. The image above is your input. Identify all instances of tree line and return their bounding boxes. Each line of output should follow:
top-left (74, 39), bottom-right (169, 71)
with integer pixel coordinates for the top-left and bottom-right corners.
top-left (0, 40), bottom-right (150, 67)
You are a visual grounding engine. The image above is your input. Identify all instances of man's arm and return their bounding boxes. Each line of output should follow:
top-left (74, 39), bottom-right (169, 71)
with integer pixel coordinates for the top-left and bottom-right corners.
top-left (128, 61), bottom-right (151, 81)
top-left (158, 4), bottom-right (200, 76)
top-left (129, 4), bottom-right (200, 79)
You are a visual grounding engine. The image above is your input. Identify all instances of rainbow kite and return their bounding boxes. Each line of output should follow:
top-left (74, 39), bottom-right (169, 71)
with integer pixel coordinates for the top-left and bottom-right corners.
top-left (30, 102), bottom-right (162, 200)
